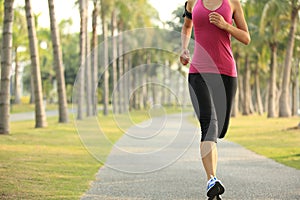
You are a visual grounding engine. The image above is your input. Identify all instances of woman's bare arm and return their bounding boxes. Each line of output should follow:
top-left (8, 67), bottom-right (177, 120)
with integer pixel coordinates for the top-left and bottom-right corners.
top-left (180, 0), bottom-right (196, 65)
top-left (208, 0), bottom-right (251, 45)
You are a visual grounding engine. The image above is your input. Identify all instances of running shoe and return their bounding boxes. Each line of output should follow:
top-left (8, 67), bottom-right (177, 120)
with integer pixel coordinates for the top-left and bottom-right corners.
top-left (206, 176), bottom-right (225, 198)
top-left (208, 195), bottom-right (222, 200)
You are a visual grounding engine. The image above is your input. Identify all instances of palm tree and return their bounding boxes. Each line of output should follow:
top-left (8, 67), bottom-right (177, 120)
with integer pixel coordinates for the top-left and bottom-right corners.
top-left (91, 0), bottom-right (99, 116)
top-left (291, 24), bottom-right (300, 116)
top-left (260, 0), bottom-right (288, 118)
top-left (77, 0), bottom-right (87, 120)
top-left (279, 0), bottom-right (300, 117)
top-left (291, 58), bottom-right (299, 116)
top-left (25, 0), bottom-right (48, 128)
top-left (245, 0), bottom-right (269, 115)
top-left (12, 8), bottom-right (27, 105)
top-left (85, 0), bottom-right (92, 117)
top-left (242, 53), bottom-right (251, 115)
top-left (111, 8), bottom-right (118, 114)
top-left (0, 0), bottom-right (14, 134)
top-left (100, 0), bottom-right (111, 116)
top-left (48, 0), bottom-right (69, 123)
top-left (117, 28), bottom-right (124, 113)
top-left (114, 0), bottom-right (159, 112)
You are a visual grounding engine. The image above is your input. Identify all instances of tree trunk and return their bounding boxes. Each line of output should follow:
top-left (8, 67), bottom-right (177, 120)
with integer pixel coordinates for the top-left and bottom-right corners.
top-left (231, 84), bottom-right (239, 117)
top-left (242, 54), bottom-right (251, 115)
top-left (117, 30), bottom-right (124, 113)
top-left (162, 60), bottom-right (168, 105)
top-left (85, 0), bottom-right (92, 117)
top-left (231, 53), bottom-right (240, 117)
top-left (182, 71), bottom-right (188, 108)
top-left (126, 55), bottom-right (132, 110)
top-left (238, 75), bottom-right (244, 112)
top-left (91, 0), bottom-right (98, 116)
top-left (168, 64), bottom-right (172, 105)
top-left (30, 76), bottom-right (35, 104)
top-left (255, 63), bottom-right (264, 115)
top-left (77, 0), bottom-right (87, 120)
top-left (111, 9), bottom-right (118, 114)
top-left (268, 43), bottom-right (278, 118)
top-left (48, 0), bottom-right (69, 123)
top-left (25, 0), bottom-right (47, 128)
top-left (14, 47), bottom-right (21, 104)
top-left (279, 5), bottom-right (299, 117)
top-left (123, 54), bottom-right (129, 111)
top-left (101, 5), bottom-right (109, 116)
top-left (0, 0), bottom-right (14, 134)
top-left (133, 66), bottom-right (139, 110)
top-left (292, 60), bottom-right (299, 116)
top-left (139, 66), bottom-right (145, 110)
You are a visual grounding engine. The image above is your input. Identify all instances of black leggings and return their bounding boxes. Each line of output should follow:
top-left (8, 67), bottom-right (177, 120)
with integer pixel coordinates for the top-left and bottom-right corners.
top-left (188, 73), bottom-right (237, 142)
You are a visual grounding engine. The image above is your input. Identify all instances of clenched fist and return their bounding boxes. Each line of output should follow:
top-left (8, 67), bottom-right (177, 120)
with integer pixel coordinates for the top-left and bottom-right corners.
top-left (180, 49), bottom-right (190, 65)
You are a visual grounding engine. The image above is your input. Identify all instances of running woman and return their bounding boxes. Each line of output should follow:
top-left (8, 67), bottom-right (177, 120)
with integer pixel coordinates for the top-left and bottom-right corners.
top-left (180, 0), bottom-right (250, 199)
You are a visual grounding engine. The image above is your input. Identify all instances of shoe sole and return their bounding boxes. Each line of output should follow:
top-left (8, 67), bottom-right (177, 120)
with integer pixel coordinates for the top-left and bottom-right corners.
top-left (208, 195), bottom-right (222, 200)
top-left (207, 181), bottom-right (225, 198)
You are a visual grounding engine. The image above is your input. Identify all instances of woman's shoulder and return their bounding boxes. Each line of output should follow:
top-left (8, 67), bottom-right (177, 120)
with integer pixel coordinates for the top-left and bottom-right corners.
top-left (229, 0), bottom-right (242, 10)
top-left (228, 0), bottom-right (244, 16)
top-left (186, 0), bottom-right (197, 11)
top-left (187, 0), bottom-right (197, 4)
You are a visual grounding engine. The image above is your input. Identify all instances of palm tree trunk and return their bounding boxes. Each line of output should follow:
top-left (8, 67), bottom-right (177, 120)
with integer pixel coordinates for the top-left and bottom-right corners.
top-left (77, 0), bottom-right (87, 120)
top-left (117, 30), bottom-right (124, 113)
top-left (25, 0), bottom-right (47, 128)
top-left (279, 5), bottom-right (299, 117)
top-left (85, 0), bottom-right (92, 117)
top-left (91, 0), bottom-right (99, 116)
top-left (255, 63), bottom-right (264, 115)
top-left (292, 59), bottom-right (299, 116)
top-left (268, 43), bottom-right (278, 118)
top-left (238, 74), bottom-right (244, 111)
top-left (30, 76), bottom-right (35, 104)
top-left (0, 0), bottom-right (14, 134)
top-left (127, 55), bottom-right (132, 110)
top-left (111, 9), bottom-right (118, 114)
top-left (162, 60), bottom-right (168, 105)
top-left (101, 2), bottom-right (109, 116)
top-left (138, 66), bottom-right (145, 110)
top-left (182, 71), bottom-right (188, 108)
top-left (48, 0), bottom-right (69, 123)
top-left (14, 47), bottom-right (21, 104)
top-left (231, 53), bottom-right (240, 117)
top-left (242, 54), bottom-right (251, 115)
top-left (133, 67), bottom-right (139, 110)
top-left (168, 65), bottom-right (172, 106)
top-left (123, 54), bottom-right (129, 111)
top-left (231, 85), bottom-right (239, 117)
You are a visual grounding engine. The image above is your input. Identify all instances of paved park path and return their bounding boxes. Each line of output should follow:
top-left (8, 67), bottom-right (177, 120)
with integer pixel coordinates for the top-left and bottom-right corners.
top-left (81, 113), bottom-right (297, 200)
top-left (10, 110), bottom-right (61, 122)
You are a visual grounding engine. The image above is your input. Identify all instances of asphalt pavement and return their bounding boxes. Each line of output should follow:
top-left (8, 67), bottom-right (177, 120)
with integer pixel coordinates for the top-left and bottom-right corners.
top-left (81, 113), bottom-right (300, 200)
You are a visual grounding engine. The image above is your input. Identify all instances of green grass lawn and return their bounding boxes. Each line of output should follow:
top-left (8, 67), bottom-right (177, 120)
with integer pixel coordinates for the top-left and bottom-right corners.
top-left (0, 110), bottom-right (153, 200)
top-left (190, 114), bottom-right (300, 169)
top-left (227, 115), bottom-right (300, 169)
top-left (0, 107), bottom-right (185, 200)
top-left (1, 109), bottom-right (299, 199)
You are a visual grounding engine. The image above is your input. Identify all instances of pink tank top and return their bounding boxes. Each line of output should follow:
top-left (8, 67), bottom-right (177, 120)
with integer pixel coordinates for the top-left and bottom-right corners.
top-left (190, 0), bottom-right (237, 77)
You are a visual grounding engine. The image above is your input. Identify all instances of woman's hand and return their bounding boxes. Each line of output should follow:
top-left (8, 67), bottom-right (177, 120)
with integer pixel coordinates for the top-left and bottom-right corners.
top-left (180, 49), bottom-right (190, 65)
top-left (209, 12), bottom-right (228, 30)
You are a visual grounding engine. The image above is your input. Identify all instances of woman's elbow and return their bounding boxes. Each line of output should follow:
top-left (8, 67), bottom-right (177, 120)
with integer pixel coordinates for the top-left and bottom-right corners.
top-left (243, 34), bottom-right (251, 45)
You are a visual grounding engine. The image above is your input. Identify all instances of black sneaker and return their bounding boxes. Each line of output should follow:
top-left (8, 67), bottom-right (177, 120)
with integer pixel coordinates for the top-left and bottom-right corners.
top-left (206, 176), bottom-right (225, 198)
top-left (208, 195), bottom-right (222, 200)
